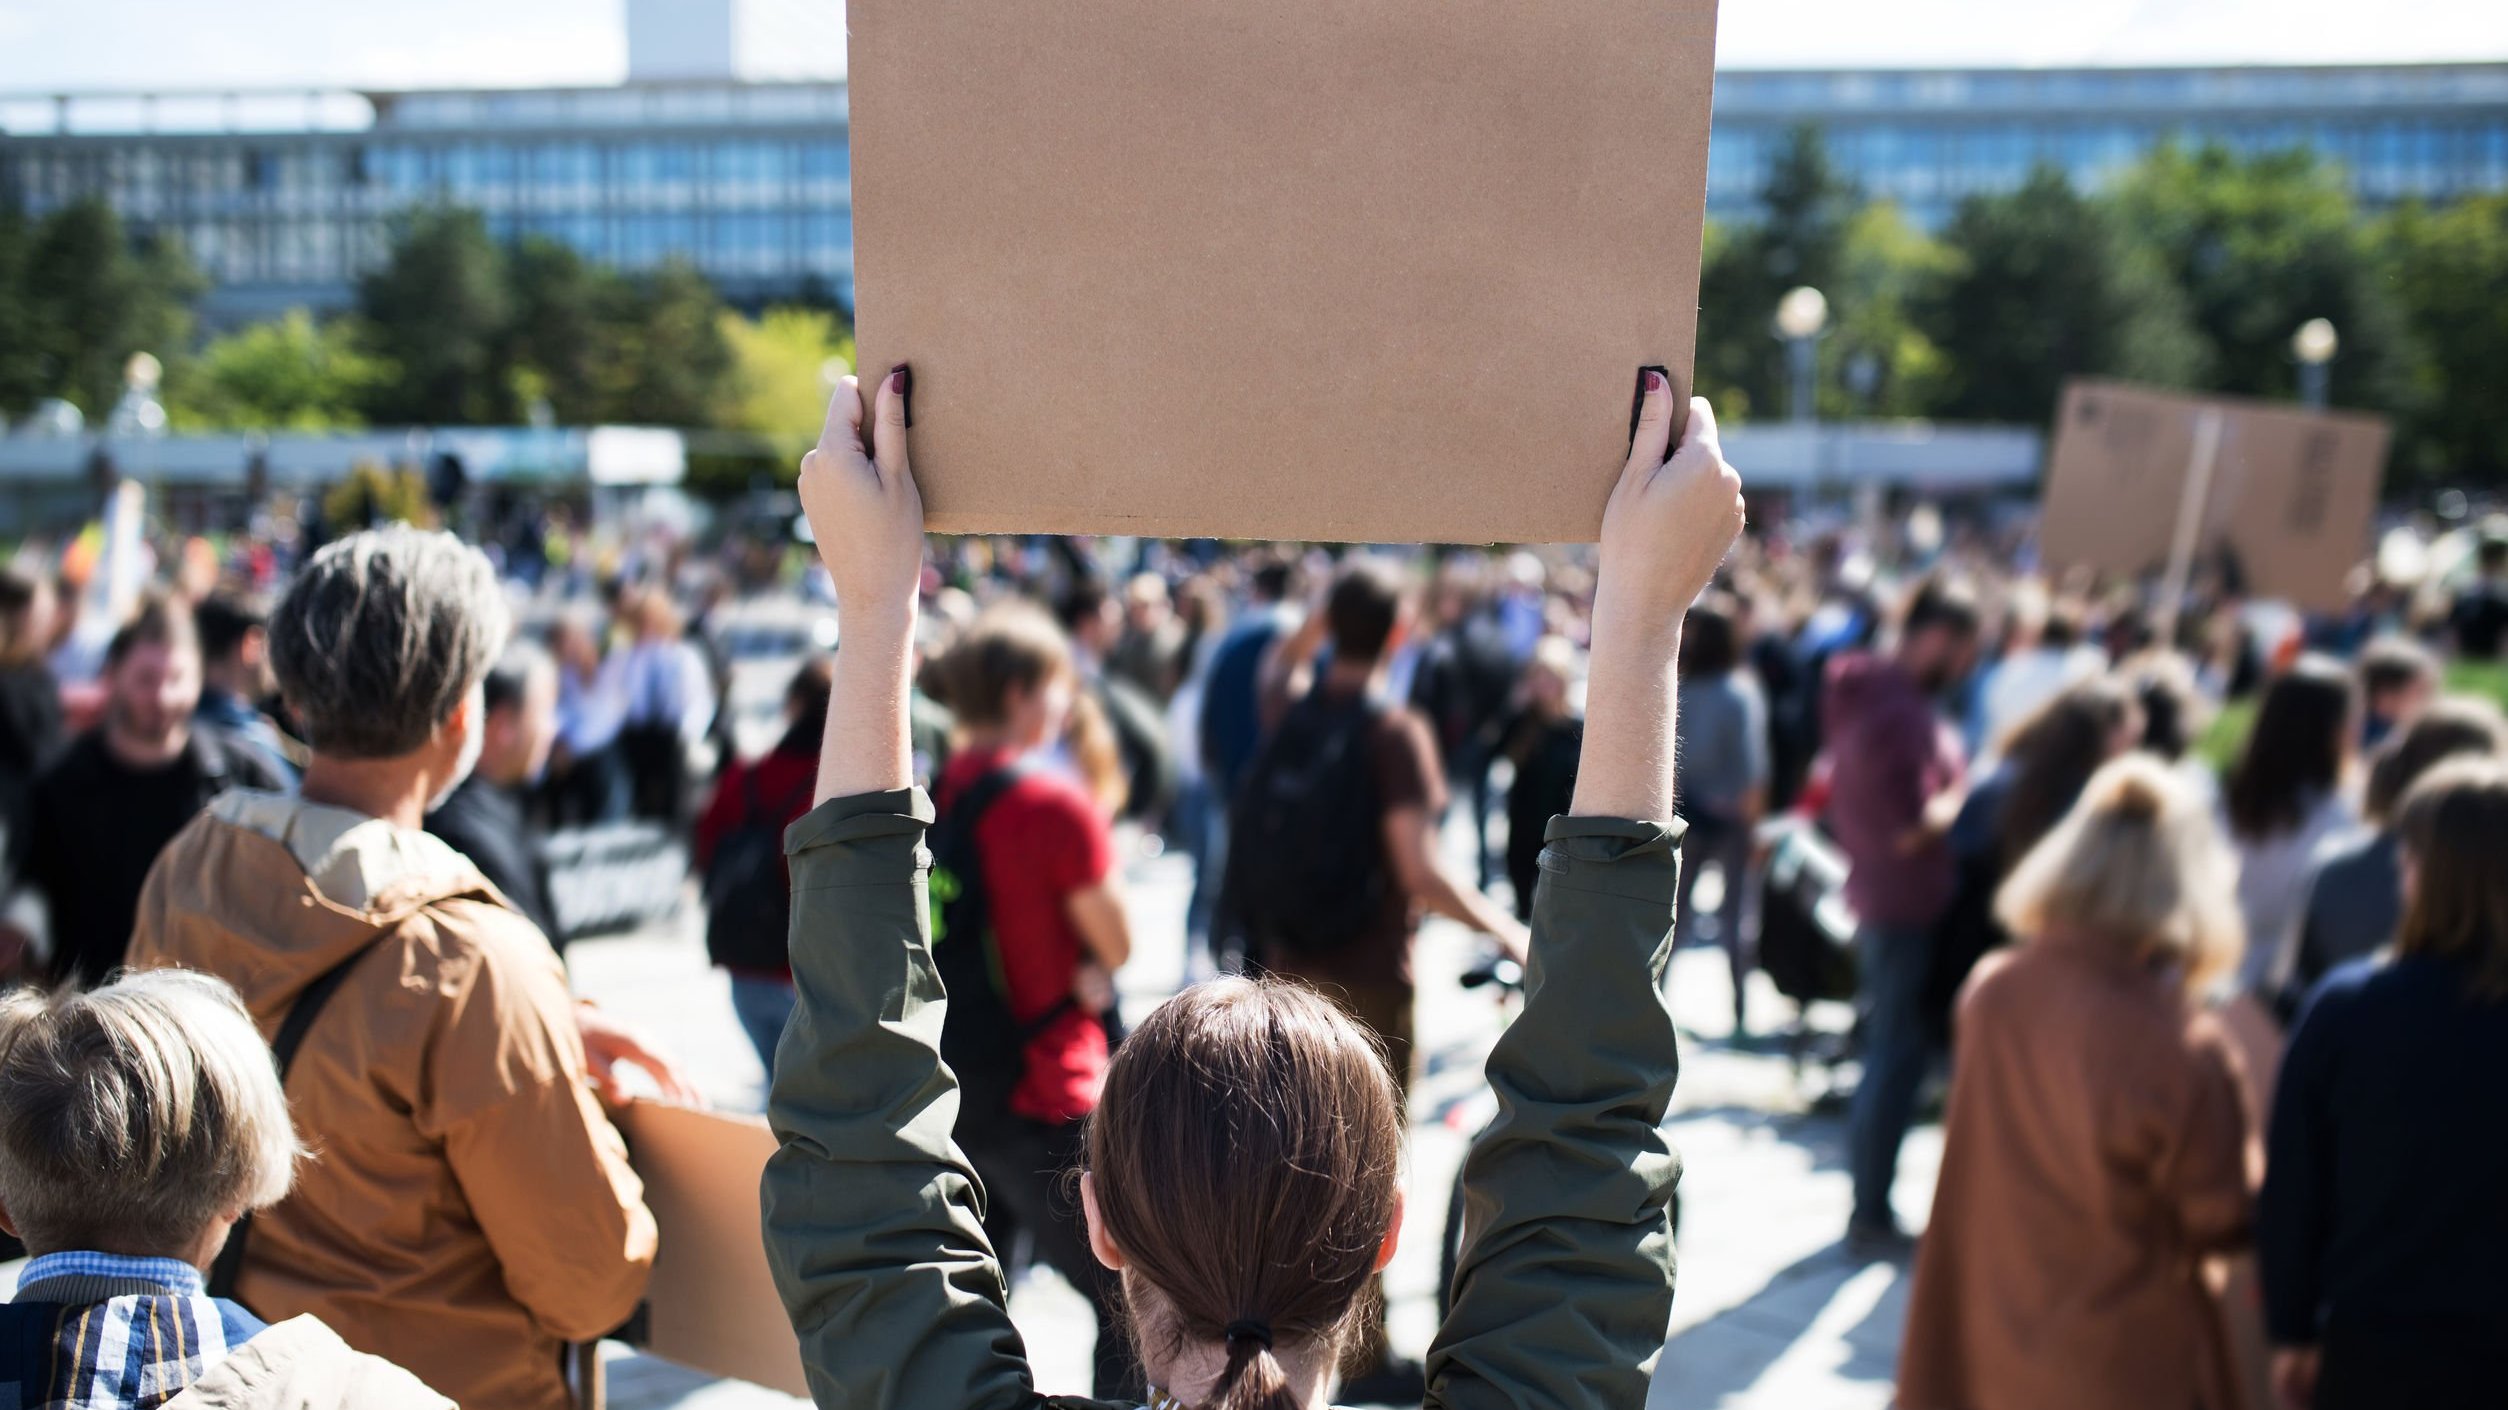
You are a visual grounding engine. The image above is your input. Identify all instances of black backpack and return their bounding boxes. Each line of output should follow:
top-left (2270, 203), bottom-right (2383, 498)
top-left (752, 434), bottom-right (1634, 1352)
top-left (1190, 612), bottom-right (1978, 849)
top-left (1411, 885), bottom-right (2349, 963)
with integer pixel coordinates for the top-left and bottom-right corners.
top-left (1221, 689), bottom-right (1389, 961)
top-left (703, 767), bottom-right (815, 972)
top-left (929, 760), bottom-right (1074, 1125)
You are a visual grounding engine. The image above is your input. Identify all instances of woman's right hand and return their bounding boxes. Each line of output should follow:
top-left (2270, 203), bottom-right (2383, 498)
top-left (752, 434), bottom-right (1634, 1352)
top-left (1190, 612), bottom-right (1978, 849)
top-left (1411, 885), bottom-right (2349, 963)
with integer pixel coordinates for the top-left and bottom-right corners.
top-left (1591, 375), bottom-right (1744, 649)
top-left (801, 367), bottom-right (925, 630)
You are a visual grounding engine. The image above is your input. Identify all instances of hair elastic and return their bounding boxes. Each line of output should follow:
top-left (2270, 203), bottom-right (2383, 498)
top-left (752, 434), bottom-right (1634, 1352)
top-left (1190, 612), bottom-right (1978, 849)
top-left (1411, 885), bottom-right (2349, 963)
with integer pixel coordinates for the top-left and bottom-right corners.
top-left (1223, 1320), bottom-right (1275, 1352)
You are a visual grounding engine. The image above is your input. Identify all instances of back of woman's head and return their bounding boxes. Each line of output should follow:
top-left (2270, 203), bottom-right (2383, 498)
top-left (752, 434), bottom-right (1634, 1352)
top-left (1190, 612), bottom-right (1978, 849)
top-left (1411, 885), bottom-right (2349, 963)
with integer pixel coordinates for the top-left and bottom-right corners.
top-left (2225, 655), bottom-right (2356, 840)
top-left (2394, 756), bottom-right (2508, 1001)
top-left (1995, 677), bottom-right (2142, 869)
top-left (2363, 695), bottom-right (2508, 825)
top-left (931, 602), bottom-right (1072, 729)
top-left (1087, 978), bottom-right (1403, 1410)
top-left (1997, 753), bottom-right (2244, 995)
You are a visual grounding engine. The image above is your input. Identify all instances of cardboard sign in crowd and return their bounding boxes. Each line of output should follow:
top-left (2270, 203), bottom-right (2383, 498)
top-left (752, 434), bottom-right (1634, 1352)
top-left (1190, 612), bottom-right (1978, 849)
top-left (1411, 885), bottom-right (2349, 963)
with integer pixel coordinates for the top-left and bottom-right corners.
top-left (2038, 380), bottom-right (2391, 612)
top-left (846, 0), bottom-right (1724, 544)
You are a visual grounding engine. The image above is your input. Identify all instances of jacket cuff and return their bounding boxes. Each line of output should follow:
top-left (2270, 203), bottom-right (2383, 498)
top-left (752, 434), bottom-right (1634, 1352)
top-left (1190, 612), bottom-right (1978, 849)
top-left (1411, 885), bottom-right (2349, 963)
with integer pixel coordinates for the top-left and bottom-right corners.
top-left (1537, 815), bottom-right (1686, 906)
top-left (784, 788), bottom-right (934, 857)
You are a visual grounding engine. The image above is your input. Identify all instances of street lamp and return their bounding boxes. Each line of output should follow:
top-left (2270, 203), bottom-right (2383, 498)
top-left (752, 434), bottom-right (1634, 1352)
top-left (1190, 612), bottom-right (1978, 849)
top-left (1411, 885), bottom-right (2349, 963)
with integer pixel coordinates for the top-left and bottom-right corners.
top-left (1773, 286), bottom-right (1828, 425)
top-left (2292, 317), bottom-right (2339, 410)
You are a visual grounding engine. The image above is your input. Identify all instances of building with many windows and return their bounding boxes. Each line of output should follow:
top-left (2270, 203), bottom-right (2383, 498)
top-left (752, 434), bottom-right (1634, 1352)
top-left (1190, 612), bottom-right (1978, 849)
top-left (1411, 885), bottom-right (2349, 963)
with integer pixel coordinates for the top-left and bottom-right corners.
top-left (4, 54), bottom-right (2503, 323)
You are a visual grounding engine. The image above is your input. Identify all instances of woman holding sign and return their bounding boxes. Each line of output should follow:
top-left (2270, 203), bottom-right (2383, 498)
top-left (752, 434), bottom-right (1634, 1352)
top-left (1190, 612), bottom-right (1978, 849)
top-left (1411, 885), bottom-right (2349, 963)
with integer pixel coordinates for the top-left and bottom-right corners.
top-left (761, 367), bottom-right (1740, 1410)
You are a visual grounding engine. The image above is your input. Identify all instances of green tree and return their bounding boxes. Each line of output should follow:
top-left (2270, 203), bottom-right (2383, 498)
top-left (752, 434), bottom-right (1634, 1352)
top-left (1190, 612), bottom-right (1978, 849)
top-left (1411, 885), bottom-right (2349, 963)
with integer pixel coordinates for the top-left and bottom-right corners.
top-left (2378, 194), bottom-right (2508, 488)
top-left (18, 199), bottom-right (202, 418)
top-left (358, 208), bottom-right (514, 424)
top-left (0, 198), bottom-right (42, 418)
top-left (716, 306), bottom-right (855, 435)
top-left (1825, 202), bottom-right (1956, 418)
top-left (501, 236), bottom-right (616, 423)
top-left (2111, 144), bottom-right (2410, 412)
top-left (1694, 126), bottom-right (1860, 420)
top-left (1926, 167), bottom-right (2204, 423)
top-left (165, 309), bottom-right (383, 430)
top-left (599, 261), bottom-right (735, 426)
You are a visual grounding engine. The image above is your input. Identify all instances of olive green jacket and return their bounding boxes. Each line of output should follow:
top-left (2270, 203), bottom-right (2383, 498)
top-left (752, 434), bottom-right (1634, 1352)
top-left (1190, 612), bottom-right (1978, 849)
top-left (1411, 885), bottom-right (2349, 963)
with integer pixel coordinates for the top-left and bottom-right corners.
top-left (761, 788), bottom-right (1684, 1410)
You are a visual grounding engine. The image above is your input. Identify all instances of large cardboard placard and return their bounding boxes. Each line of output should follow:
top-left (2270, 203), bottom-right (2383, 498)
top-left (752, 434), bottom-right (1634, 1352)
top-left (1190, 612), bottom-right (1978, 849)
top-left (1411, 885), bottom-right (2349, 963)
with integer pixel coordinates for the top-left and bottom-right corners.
top-left (2039, 380), bottom-right (2390, 611)
top-left (618, 1101), bottom-right (808, 1396)
top-left (847, 0), bottom-right (1722, 544)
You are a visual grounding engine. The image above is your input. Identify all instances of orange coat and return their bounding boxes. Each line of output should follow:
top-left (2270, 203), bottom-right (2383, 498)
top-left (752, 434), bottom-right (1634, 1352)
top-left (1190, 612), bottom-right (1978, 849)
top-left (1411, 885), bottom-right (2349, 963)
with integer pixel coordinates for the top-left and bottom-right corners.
top-left (1898, 931), bottom-right (2258, 1410)
top-left (129, 795), bottom-right (655, 1410)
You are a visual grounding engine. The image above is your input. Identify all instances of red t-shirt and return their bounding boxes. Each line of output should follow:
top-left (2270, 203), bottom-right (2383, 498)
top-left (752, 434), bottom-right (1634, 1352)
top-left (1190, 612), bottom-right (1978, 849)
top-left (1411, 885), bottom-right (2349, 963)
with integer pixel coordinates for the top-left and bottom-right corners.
top-left (936, 746), bottom-right (1115, 1124)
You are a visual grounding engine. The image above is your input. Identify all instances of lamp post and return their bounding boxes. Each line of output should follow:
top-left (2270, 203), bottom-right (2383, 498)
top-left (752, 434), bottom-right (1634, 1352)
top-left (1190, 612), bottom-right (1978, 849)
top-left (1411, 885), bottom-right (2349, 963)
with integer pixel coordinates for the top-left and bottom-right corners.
top-left (1773, 285), bottom-right (1828, 425)
top-left (2293, 317), bottom-right (2338, 410)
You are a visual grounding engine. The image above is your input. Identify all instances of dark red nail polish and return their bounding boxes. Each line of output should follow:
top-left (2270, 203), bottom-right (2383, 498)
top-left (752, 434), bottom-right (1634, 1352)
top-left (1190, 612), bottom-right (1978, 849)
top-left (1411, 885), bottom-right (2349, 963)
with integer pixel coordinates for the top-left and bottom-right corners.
top-left (1645, 370), bottom-right (1666, 394)
top-left (891, 364), bottom-right (913, 426)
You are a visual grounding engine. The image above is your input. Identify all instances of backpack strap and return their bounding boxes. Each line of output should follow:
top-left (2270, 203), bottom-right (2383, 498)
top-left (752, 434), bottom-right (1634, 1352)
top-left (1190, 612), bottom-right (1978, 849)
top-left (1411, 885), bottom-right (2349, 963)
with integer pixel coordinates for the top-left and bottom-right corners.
top-left (939, 757), bottom-right (1074, 1041)
top-left (206, 936), bottom-right (390, 1302)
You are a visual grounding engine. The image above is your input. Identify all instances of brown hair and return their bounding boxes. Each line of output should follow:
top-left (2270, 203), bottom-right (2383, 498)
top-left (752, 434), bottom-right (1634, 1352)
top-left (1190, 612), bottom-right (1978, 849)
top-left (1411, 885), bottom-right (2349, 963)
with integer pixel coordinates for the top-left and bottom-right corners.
top-left (2364, 696), bottom-right (2508, 825)
top-left (1993, 677), bottom-right (2141, 870)
top-left (1086, 979), bottom-right (1403, 1410)
top-left (0, 568), bottom-right (48, 669)
top-left (2394, 756), bottom-right (2508, 1001)
top-left (932, 602), bottom-right (1073, 729)
top-left (2224, 655), bottom-right (2356, 839)
top-left (105, 594), bottom-right (199, 672)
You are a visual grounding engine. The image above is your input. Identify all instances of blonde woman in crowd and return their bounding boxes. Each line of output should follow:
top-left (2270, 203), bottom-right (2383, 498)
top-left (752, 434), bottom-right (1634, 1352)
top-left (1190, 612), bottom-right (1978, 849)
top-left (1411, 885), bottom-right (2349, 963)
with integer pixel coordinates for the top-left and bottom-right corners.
top-left (1900, 755), bottom-right (2256, 1410)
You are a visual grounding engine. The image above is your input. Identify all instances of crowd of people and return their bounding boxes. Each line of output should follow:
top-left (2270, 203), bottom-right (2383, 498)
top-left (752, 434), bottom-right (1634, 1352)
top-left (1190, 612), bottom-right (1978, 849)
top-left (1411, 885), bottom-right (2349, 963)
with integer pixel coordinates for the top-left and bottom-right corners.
top-left (0, 365), bottom-right (2500, 1410)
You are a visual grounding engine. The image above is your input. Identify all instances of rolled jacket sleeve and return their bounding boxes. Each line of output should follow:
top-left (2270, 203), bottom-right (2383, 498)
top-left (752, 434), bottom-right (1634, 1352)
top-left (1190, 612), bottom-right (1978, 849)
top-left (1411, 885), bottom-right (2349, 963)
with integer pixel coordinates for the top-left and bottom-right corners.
top-left (761, 788), bottom-right (1061, 1410)
top-left (1427, 815), bottom-right (1686, 1410)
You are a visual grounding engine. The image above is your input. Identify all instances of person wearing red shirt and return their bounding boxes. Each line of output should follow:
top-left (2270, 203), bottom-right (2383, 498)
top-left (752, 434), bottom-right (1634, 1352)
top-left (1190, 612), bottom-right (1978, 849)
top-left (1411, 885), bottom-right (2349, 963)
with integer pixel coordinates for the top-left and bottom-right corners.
top-left (694, 658), bottom-right (834, 1068)
top-left (929, 602), bottom-right (1137, 1400)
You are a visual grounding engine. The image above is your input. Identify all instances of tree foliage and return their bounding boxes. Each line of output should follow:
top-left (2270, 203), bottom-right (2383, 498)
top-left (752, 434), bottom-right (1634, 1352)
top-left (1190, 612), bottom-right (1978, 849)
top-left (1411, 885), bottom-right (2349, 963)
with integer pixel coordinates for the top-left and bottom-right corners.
top-left (165, 310), bottom-right (384, 431)
top-left (0, 197), bottom-right (202, 420)
top-left (2377, 195), bottom-right (2508, 487)
top-left (357, 207), bottom-right (514, 424)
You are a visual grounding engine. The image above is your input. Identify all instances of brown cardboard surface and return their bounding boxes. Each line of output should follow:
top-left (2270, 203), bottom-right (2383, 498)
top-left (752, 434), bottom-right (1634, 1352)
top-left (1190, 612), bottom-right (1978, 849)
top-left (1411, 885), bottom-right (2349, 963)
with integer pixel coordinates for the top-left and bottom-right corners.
top-left (2039, 380), bottom-right (2390, 611)
top-left (846, 0), bottom-right (1722, 544)
top-left (618, 1100), bottom-right (808, 1396)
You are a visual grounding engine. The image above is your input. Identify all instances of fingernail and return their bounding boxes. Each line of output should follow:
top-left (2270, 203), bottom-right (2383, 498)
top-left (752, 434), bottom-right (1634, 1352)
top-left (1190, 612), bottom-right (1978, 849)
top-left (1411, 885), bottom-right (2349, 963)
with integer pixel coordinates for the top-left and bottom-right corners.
top-left (891, 364), bottom-right (912, 427)
top-left (1645, 370), bottom-right (1666, 394)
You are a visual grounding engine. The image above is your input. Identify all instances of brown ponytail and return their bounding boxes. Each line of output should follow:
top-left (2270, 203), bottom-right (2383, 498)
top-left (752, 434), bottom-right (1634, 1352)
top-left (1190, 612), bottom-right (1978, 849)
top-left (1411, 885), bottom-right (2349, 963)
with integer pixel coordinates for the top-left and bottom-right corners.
top-left (1085, 978), bottom-right (1403, 1410)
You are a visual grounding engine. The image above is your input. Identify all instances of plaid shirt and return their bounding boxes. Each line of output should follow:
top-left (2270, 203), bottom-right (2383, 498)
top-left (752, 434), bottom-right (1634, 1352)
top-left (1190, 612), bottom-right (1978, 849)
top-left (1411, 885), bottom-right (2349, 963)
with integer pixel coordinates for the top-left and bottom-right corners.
top-left (1, 1251), bottom-right (266, 1409)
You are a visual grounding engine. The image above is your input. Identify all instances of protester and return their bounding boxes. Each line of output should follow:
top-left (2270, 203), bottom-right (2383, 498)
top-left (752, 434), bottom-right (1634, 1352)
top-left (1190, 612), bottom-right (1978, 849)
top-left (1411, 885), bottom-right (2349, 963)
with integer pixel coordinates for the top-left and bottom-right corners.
top-left (0, 971), bottom-right (450, 1408)
top-left (1673, 593), bottom-right (1769, 1035)
top-left (2262, 757), bottom-right (2508, 1410)
top-left (1969, 585), bottom-right (2099, 752)
top-left (695, 655), bottom-right (833, 1068)
top-left (2289, 697), bottom-right (2508, 998)
top-left (1500, 635), bottom-right (1583, 924)
top-left (2221, 656), bottom-right (2359, 1009)
top-left (547, 613), bottom-right (629, 825)
top-left (1107, 570), bottom-right (1186, 701)
top-left (2353, 635), bottom-right (2438, 751)
top-left (1927, 677), bottom-right (2142, 1043)
top-left (124, 527), bottom-right (690, 1410)
top-left (194, 593), bottom-right (298, 786)
top-left (18, 598), bottom-right (288, 986)
top-left (0, 568), bottom-right (61, 921)
top-left (425, 639), bottom-right (564, 944)
top-left (1408, 563), bottom-right (1519, 891)
top-left (927, 600), bottom-right (1138, 1399)
top-left (761, 365), bottom-right (1733, 1410)
top-left (1058, 576), bottom-right (1176, 824)
top-left (1899, 755), bottom-right (2253, 1410)
top-left (1194, 552), bottom-right (1301, 971)
top-left (1824, 577), bottom-right (1979, 1252)
top-left (614, 590), bottom-right (716, 823)
top-left (2445, 533), bottom-right (2508, 661)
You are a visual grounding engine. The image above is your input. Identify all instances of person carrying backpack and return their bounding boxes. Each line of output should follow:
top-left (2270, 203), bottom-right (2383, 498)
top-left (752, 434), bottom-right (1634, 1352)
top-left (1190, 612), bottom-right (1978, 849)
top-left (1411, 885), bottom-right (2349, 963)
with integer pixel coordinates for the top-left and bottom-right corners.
top-left (1224, 556), bottom-right (1529, 1403)
top-left (925, 600), bottom-right (1140, 1402)
top-left (696, 657), bottom-right (835, 1069)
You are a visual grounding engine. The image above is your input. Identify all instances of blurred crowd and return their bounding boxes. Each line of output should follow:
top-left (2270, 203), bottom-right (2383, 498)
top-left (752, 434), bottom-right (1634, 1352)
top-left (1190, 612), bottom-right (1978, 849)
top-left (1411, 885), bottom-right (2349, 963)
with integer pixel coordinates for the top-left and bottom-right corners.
top-left (1, 487), bottom-right (2506, 1409)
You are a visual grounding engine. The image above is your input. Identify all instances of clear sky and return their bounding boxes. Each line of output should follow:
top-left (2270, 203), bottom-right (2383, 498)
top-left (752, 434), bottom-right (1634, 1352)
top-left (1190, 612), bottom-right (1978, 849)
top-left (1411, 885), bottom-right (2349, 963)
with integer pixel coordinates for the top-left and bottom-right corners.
top-left (0, 0), bottom-right (2501, 92)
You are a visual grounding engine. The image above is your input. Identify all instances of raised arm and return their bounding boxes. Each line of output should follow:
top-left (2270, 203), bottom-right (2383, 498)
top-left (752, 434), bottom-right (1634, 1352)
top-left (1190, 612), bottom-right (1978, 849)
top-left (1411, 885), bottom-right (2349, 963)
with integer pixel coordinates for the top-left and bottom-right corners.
top-left (1426, 374), bottom-right (1742, 1410)
top-left (761, 369), bottom-right (1049, 1410)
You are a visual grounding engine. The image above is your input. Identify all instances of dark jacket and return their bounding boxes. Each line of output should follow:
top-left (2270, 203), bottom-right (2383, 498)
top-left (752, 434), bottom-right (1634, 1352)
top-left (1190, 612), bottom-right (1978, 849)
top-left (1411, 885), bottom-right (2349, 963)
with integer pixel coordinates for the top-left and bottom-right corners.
top-left (1821, 652), bottom-right (1964, 930)
top-left (2291, 831), bottom-right (2399, 995)
top-left (424, 775), bottom-right (560, 944)
top-left (761, 791), bottom-right (1686, 1410)
top-left (2260, 955), bottom-right (2508, 1408)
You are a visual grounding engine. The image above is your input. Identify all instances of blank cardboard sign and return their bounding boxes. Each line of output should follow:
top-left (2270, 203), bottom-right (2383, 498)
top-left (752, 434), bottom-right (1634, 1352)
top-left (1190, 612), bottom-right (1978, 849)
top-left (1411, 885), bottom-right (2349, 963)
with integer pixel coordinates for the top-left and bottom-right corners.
top-left (617, 1101), bottom-right (808, 1396)
top-left (847, 0), bottom-right (1722, 544)
top-left (2039, 380), bottom-right (2390, 611)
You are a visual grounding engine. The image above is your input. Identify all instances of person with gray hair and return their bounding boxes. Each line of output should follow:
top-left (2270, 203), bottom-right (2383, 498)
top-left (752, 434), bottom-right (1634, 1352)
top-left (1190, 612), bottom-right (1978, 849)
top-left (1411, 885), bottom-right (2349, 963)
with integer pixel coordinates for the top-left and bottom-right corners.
top-left (124, 526), bottom-right (691, 1410)
top-left (0, 969), bottom-right (450, 1407)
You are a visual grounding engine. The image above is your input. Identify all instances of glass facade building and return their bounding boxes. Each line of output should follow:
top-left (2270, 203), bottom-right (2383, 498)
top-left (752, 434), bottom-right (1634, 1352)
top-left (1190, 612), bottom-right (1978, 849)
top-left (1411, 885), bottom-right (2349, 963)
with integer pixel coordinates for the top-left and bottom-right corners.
top-left (3, 63), bottom-right (2503, 321)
